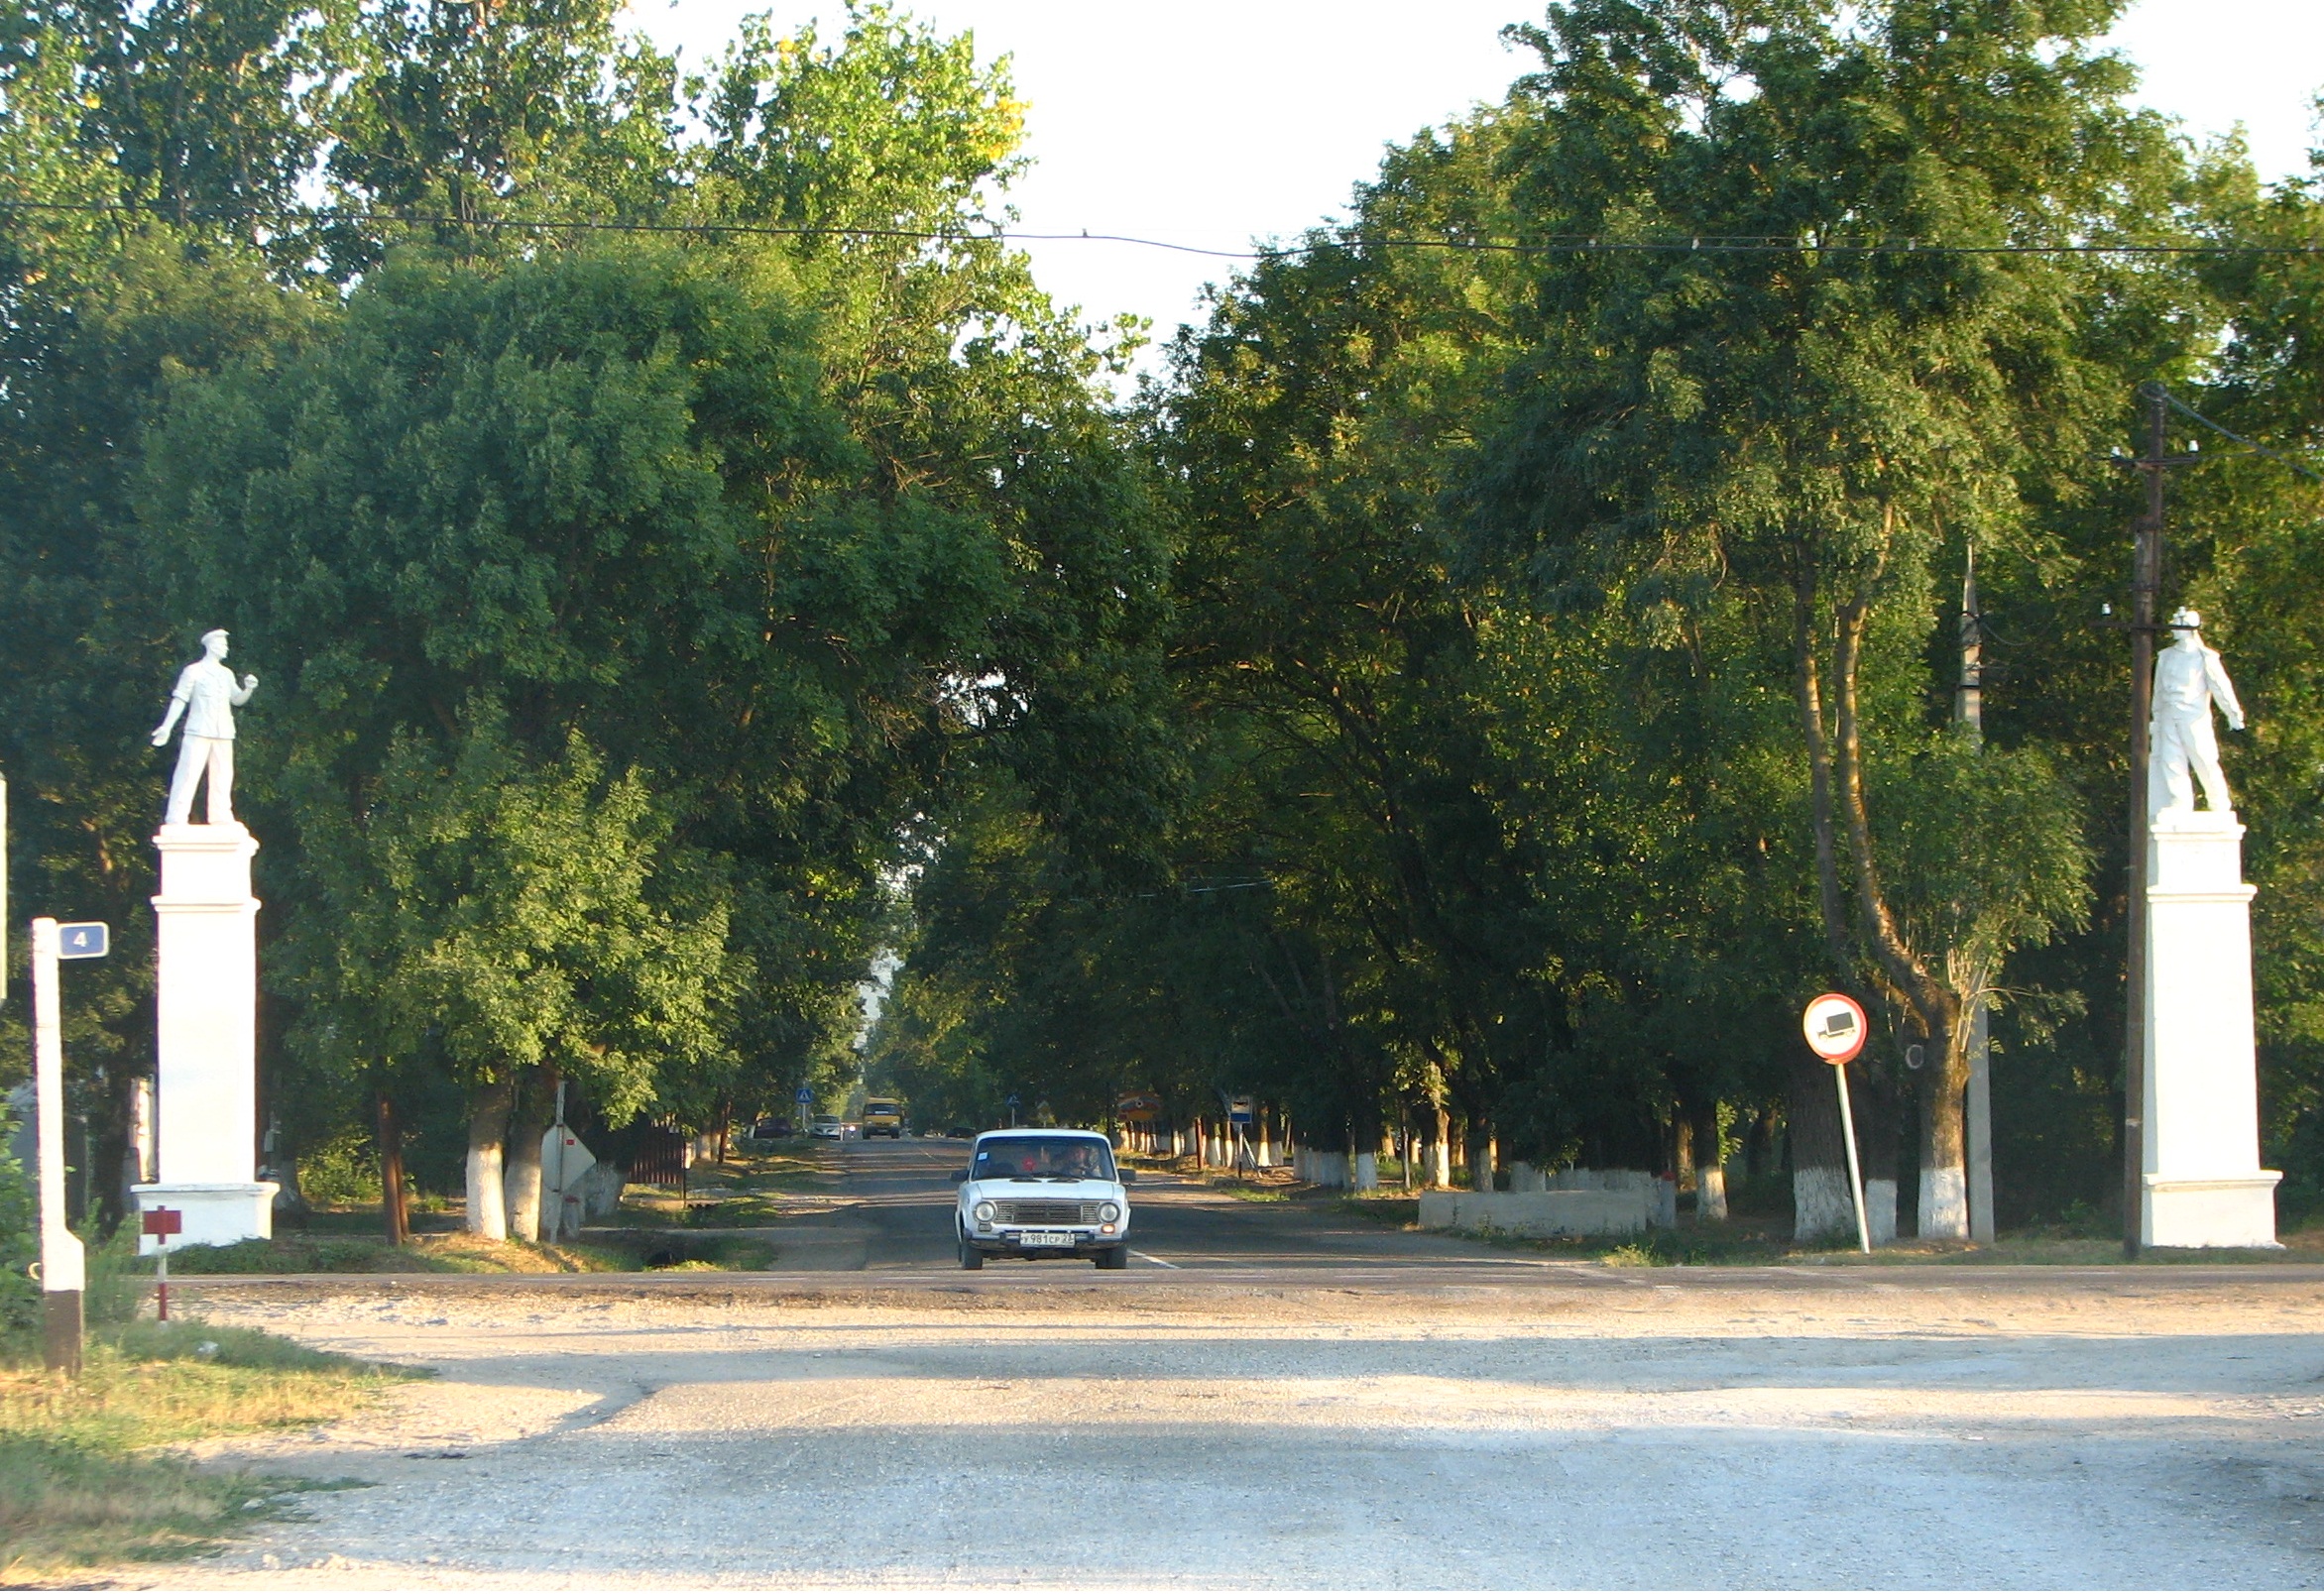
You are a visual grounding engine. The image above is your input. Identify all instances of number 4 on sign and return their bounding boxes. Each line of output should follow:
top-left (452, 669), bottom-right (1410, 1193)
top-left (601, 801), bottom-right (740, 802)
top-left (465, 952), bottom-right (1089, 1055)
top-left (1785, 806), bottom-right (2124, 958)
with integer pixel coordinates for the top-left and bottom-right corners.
top-left (57, 923), bottom-right (108, 960)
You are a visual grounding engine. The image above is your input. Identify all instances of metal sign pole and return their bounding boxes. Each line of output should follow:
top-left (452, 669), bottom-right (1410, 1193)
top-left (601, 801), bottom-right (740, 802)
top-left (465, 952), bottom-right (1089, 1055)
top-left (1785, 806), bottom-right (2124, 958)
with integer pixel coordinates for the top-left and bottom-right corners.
top-left (1833, 1065), bottom-right (1872, 1256)
top-left (1803, 991), bottom-right (1874, 1255)
top-left (548, 1079), bottom-right (567, 1244)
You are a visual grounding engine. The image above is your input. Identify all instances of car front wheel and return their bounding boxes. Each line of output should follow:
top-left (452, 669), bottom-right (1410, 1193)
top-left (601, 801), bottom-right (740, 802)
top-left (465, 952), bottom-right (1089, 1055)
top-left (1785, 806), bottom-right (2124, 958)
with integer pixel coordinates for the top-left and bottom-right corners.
top-left (1095, 1245), bottom-right (1128, 1271)
top-left (958, 1227), bottom-right (985, 1270)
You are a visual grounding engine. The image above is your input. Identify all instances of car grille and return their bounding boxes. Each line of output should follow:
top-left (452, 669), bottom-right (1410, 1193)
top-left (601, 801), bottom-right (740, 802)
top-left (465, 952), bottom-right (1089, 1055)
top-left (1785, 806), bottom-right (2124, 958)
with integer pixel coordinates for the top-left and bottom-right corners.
top-left (996, 1200), bottom-right (1101, 1225)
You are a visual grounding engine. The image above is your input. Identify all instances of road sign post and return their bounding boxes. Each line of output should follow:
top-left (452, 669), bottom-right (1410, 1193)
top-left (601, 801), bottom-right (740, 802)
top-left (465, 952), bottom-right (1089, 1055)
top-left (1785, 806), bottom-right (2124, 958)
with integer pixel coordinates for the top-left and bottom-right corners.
top-left (1802, 992), bottom-right (1874, 1255)
top-left (31, 917), bottom-right (103, 1373)
top-left (143, 1206), bottom-right (181, 1320)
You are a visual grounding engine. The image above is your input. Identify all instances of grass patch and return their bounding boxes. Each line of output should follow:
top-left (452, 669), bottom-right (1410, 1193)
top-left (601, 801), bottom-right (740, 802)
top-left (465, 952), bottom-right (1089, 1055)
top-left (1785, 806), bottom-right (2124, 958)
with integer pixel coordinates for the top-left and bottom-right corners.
top-left (582, 1231), bottom-right (778, 1270)
top-left (0, 1317), bottom-right (411, 1576)
top-left (1333, 1196), bottom-right (1421, 1226)
top-left (138, 1226), bottom-right (785, 1275)
top-left (138, 1231), bottom-right (616, 1275)
top-left (1220, 1184), bottom-right (1290, 1203)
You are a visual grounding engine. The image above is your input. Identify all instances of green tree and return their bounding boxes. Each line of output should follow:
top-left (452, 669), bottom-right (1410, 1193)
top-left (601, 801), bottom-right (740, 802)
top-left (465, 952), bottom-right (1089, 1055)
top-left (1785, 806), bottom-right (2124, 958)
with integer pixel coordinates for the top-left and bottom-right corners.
top-left (1467, 0), bottom-right (2207, 1234)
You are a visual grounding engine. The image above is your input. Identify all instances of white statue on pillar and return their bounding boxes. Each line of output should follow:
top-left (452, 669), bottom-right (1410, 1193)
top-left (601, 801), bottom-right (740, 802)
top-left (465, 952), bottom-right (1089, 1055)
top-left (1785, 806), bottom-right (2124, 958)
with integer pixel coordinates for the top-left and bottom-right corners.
top-left (134, 628), bottom-right (274, 1252)
top-left (152, 628), bottom-right (257, 826)
top-left (2149, 609), bottom-right (2243, 818)
top-left (2138, 607), bottom-right (2277, 1247)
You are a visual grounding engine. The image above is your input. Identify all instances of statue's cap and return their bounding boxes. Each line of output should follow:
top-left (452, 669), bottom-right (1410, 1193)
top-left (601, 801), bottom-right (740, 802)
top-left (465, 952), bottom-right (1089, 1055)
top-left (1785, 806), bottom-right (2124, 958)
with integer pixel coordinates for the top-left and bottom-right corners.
top-left (199, 627), bottom-right (229, 645)
top-left (2169, 608), bottom-right (2202, 630)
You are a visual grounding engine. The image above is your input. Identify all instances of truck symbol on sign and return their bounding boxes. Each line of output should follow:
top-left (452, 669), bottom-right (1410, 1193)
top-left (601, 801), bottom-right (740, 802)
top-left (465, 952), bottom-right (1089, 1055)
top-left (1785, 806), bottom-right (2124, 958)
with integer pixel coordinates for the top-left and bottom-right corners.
top-left (1818, 1010), bottom-right (1857, 1039)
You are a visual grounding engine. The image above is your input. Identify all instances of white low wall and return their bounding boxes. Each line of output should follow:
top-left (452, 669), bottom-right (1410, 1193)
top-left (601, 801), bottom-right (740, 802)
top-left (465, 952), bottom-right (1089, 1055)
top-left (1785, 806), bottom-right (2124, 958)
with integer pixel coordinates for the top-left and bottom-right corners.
top-left (1418, 1189), bottom-right (1648, 1238)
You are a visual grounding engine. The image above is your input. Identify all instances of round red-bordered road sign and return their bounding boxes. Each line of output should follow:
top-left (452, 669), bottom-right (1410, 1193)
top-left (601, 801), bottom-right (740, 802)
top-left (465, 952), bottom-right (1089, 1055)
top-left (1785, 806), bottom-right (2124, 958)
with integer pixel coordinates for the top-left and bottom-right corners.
top-left (1801, 991), bottom-right (1868, 1065)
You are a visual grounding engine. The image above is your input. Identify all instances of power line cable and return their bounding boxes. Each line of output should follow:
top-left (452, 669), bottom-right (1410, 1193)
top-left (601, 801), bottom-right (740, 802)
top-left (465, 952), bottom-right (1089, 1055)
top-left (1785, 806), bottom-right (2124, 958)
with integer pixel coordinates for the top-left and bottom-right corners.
top-left (6, 196), bottom-right (2324, 261)
top-left (2155, 388), bottom-right (2324, 484)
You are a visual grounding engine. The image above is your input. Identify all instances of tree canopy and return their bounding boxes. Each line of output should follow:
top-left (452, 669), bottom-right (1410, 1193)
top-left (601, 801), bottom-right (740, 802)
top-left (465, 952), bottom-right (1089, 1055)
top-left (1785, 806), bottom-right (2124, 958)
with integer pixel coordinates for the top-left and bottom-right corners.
top-left (8, 0), bottom-right (2324, 1248)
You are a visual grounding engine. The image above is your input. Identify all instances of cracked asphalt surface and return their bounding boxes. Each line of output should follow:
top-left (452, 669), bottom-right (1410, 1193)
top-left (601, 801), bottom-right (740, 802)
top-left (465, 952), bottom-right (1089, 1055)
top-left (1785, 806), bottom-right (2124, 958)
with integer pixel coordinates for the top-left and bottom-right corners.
top-left (118, 1140), bottom-right (2324, 1589)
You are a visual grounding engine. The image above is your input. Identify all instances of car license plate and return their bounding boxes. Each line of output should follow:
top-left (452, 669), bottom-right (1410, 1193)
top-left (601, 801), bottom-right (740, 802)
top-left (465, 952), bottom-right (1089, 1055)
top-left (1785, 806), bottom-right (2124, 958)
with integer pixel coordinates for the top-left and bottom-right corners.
top-left (1019, 1230), bottom-right (1074, 1248)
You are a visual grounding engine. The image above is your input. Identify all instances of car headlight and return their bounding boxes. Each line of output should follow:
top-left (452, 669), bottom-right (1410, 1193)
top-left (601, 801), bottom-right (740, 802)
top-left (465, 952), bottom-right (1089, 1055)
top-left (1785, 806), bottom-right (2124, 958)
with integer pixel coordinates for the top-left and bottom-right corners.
top-left (974, 1200), bottom-right (996, 1222)
top-left (1101, 1201), bottom-right (1121, 1222)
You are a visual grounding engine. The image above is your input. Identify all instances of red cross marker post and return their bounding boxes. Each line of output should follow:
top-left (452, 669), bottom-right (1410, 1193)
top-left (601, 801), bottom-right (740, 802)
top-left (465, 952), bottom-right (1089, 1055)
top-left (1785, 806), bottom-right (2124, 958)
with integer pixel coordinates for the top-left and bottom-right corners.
top-left (1802, 992), bottom-right (1874, 1254)
top-left (142, 1206), bottom-right (182, 1320)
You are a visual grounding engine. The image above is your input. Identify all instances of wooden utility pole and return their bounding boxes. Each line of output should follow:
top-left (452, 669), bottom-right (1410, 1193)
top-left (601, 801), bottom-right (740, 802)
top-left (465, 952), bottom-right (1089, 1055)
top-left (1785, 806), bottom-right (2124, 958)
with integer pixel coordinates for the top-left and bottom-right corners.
top-left (1957, 545), bottom-right (1996, 1243)
top-left (2120, 383), bottom-right (2198, 1258)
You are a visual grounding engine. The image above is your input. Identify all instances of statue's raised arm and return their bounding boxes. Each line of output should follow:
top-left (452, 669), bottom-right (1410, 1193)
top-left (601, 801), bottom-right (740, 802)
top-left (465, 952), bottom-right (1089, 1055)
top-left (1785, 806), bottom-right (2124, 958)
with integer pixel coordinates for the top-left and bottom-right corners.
top-left (2149, 608), bottom-right (2242, 819)
top-left (154, 627), bottom-right (257, 827)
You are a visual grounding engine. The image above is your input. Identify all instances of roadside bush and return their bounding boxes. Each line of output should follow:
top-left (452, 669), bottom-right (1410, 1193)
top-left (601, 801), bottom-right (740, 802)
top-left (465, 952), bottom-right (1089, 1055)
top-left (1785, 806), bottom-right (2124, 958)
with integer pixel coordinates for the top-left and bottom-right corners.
top-left (295, 1129), bottom-right (382, 1209)
top-left (0, 1120), bottom-right (32, 1333)
top-left (79, 1226), bottom-right (144, 1327)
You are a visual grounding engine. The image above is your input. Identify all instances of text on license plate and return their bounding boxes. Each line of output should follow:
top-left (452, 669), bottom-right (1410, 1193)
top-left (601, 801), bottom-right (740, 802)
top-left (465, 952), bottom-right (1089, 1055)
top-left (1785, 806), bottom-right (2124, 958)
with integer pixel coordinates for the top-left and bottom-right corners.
top-left (1018, 1230), bottom-right (1074, 1247)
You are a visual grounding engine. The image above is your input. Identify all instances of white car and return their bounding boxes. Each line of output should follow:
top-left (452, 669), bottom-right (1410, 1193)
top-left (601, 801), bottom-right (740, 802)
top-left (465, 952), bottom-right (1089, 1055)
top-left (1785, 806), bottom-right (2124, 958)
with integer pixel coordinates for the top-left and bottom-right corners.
top-left (953, 1129), bottom-right (1134, 1270)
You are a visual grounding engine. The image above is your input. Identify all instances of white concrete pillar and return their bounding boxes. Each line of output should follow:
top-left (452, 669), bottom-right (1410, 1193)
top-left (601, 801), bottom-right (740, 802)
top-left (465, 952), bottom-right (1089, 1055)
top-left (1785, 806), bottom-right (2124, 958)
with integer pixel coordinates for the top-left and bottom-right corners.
top-left (2142, 809), bottom-right (2279, 1246)
top-left (133, 823), bottom-right (275, 1251)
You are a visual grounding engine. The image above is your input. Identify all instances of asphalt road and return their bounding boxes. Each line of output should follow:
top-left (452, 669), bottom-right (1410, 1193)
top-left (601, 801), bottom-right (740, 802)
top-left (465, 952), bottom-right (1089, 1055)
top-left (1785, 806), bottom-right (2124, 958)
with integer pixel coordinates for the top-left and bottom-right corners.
top-left (166, 1263), bottom-right (2324, 1590)
top-left (138, 1144), bottom-right (2324, 1589)
top-left (761, 1135), bottom-right (1512, 1274)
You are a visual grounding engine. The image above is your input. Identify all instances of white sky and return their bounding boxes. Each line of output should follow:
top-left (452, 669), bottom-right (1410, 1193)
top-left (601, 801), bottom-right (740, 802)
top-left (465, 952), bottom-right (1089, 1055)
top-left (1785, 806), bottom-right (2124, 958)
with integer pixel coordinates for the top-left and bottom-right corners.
top-left (632, 0), bottom-right (2324, 355)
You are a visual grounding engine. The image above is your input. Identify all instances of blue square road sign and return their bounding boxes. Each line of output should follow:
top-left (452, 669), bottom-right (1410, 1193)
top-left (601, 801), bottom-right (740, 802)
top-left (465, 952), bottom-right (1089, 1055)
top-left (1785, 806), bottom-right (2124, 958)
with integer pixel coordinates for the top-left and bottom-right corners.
top-left (58, 922), bottom-right (109, 960)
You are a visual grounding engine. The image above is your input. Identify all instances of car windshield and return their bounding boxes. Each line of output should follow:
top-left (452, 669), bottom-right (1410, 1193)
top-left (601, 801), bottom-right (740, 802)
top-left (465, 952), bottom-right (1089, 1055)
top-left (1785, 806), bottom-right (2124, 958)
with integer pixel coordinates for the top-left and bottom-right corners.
top-left (971, 1137), bottom-right (1116, 1183)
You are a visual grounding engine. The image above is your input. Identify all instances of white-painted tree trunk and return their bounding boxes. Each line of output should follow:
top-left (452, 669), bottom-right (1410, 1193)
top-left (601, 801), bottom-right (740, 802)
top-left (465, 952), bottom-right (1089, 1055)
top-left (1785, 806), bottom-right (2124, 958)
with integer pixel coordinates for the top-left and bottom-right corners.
top-left (1918, 1166), bottom-right (1968, 1239)
top-left (504, 1143), bottom-right (542, 1243)
top-left (1792, 1166), bottom-right (1854, 1241)
top-left (465, 1078), bottom-right (515, 1240)
top-left (1696, 1164), bottom-right (1729, 1221)
top-left (1865, 1177), bottom-right (1898, 1245)
top-left (1353, 1152), bottom-right (1378, 1191)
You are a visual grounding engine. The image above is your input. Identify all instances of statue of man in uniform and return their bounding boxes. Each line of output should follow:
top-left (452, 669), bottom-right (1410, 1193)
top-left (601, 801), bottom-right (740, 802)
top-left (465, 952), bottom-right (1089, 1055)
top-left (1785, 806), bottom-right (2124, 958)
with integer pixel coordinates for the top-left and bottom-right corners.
top-left (152, 628), bottom-right (258, 826)
top-left (2150, 608), bottom-right (2244, 818)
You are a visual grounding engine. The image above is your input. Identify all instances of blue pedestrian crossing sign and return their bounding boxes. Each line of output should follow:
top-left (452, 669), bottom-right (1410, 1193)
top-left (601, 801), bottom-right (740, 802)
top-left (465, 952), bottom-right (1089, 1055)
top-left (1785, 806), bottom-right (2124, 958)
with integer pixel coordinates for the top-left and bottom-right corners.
top-left (58, 922), bottom-right (109, 960)
top-left (794, 1086), bottom-right (814, 1105)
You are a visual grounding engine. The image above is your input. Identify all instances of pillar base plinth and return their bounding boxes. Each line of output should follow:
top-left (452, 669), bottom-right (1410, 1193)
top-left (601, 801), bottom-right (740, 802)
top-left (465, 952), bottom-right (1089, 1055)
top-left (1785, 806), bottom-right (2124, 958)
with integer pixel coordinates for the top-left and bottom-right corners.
top-left (132, 1183), bottom-right (276, 1254)
top-left (2142, 1173), bottom-right (2280, 1250)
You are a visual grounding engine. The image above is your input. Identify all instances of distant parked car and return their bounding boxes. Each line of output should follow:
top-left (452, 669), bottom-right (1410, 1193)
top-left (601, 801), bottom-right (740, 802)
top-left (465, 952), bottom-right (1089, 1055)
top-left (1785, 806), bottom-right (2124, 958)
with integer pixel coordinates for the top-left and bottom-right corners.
top-left (752, 1117), bottom-right (789, 1140)
top-left (947, 1125), bottom-right (976, 1141)
top-left (810, 1114), bottom-right (843, 1139)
